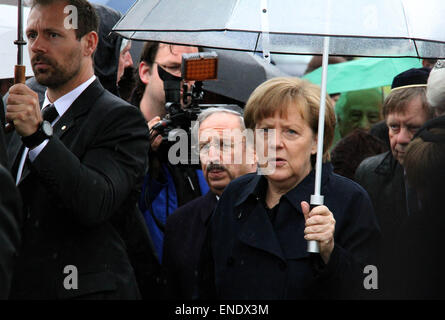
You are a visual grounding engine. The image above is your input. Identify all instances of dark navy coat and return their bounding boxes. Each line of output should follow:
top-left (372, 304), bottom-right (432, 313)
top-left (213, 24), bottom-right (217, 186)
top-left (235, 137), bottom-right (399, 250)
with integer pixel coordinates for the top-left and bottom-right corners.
top-left (200, 163), bottom-right (381, 299)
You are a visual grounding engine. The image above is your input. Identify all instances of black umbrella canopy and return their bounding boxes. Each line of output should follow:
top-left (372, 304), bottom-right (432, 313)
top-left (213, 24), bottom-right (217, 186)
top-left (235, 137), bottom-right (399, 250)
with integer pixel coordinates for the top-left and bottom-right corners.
top-left (202, 49), bottom-right (287, 104)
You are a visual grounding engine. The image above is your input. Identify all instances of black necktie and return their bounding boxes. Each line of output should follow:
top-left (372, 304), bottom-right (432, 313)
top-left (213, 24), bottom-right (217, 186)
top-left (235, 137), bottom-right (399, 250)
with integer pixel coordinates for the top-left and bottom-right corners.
top-left (16, 104), bottom-right (59, 182)
top-left (42, 104), bottom-right (59, 123)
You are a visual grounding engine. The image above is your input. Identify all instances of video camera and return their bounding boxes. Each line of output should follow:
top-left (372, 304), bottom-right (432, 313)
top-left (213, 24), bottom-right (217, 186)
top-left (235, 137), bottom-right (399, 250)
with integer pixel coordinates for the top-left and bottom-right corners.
top-left (151, 51), bottom-right (218, 141)
top-left (151, 51), bottom-right (239, 164)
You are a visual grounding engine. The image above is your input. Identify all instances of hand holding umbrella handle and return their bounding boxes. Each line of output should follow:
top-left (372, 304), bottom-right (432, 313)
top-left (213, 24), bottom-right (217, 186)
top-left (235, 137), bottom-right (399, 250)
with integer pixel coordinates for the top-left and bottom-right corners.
top-left (4, 65), bottom-right (26, 133)
top-left (307, 194), bottom-right (324, 253)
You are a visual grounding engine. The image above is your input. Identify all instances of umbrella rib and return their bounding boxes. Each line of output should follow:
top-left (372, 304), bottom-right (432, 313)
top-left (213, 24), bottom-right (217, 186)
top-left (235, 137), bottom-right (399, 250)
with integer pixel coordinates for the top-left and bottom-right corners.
top-left (226, 0), bottom-right (241, 29)
top-left (400, 0), bottom-right (420, 58)
top-left (113, 27), bottom-right (445, 44)
top-left (400, 1), bottom-right (413, 41)
top-left (254, 31), bottom-right (260, 54)
top-left (412, 39), bottom-right (420, 59)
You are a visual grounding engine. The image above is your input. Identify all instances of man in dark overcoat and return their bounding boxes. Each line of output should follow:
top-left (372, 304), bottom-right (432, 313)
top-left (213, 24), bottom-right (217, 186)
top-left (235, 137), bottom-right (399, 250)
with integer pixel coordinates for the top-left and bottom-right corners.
top-left (162, 107), bottom-right (256, 299)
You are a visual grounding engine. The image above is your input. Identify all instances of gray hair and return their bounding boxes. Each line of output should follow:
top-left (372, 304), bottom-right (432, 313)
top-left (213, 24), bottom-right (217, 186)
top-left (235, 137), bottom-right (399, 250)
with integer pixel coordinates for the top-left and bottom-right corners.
top-left (193, 105), bottom-right (245, 135)
top-left (191, 105), bottom-right (245, 160)
top-left (427, 61), bottom-right (445, 116)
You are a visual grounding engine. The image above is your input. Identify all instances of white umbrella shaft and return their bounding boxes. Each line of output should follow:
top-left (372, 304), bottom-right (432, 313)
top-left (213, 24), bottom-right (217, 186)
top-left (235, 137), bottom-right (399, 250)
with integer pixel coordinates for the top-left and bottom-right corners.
top-left (308, 36), bottom-right (330, 254)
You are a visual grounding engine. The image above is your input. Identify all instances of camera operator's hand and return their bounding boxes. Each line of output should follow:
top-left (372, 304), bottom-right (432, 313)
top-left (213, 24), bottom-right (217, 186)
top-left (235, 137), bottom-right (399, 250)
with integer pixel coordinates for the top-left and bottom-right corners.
top-left (148, 116), bottom-right (163, 152)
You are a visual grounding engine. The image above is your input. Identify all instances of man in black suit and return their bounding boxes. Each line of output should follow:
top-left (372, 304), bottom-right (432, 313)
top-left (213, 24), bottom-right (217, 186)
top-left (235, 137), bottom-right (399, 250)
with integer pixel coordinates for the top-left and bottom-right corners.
top-left (5, 0), bottom-right (149, 299)
top-left (162, 107), bottom-right (257, 299)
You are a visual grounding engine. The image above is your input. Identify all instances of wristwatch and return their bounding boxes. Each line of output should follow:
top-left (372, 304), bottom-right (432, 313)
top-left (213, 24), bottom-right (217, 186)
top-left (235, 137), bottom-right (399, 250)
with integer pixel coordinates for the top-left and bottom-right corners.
top-left (21, 120), bottom-right (53, 149)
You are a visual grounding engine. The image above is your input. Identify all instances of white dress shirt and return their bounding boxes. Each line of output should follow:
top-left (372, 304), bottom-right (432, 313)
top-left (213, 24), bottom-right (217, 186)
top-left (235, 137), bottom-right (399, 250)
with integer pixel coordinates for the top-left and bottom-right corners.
top-left (16, 75), bottom-right (96, 185)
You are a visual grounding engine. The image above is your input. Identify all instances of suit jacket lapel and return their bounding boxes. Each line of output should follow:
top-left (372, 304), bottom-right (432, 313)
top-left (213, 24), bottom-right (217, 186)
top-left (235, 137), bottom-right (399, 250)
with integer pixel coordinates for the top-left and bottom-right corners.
top-left (52, 79), bottom-right (104, 140)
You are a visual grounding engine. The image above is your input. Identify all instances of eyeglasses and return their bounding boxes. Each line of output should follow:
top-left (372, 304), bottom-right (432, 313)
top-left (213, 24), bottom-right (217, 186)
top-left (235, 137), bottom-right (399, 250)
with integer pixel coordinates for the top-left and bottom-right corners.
top-left (199, 139), bottom-right (237, 156)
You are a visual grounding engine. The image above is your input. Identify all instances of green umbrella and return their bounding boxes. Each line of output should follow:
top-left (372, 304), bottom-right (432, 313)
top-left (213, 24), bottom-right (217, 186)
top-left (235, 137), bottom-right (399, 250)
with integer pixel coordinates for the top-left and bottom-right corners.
top-left (303, 57), bottom-right (422, 94)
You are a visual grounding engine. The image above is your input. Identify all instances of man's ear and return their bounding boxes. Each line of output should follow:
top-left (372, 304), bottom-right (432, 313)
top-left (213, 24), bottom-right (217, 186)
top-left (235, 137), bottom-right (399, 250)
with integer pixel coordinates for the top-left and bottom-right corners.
top-left (82, 31), bottom-right (98, 57)
top-left (139, 61), bottom-right (151, 85)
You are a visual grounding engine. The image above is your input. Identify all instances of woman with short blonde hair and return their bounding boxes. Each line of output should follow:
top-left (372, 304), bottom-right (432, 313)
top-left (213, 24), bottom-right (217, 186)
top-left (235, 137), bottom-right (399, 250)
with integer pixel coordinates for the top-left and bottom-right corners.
top-left (200, 77), bottom-right (380, 299)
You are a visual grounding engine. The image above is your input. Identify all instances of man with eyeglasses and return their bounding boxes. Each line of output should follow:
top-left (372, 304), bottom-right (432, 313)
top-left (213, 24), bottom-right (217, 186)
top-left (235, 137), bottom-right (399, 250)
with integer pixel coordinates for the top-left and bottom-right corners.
top-left (161, 107), bottom-right (257, 299)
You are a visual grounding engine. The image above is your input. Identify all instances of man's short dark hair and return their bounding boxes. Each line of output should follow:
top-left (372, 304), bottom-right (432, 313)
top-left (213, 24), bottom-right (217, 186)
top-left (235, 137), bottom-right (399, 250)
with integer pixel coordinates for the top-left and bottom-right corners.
top-left (129, 41), bottom-right (160, 107)
top-left (382, 86), bottom-right (430, 118)
top-left (129, 42), bottom-right (204, 107)
top-left (139, 41), bottom-right (160, 68)
top-left (30, 0), bottom-right (99, 40)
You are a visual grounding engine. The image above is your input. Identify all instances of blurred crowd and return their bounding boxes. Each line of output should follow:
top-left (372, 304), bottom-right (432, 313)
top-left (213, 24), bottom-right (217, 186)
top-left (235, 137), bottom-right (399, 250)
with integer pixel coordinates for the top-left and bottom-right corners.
top-left (1, 0), bottom-right (445, 300)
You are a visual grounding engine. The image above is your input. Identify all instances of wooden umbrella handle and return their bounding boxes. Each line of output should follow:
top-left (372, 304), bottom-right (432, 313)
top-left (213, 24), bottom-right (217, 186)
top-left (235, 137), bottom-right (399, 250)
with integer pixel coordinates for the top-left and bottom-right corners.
top-left (14, 65), bottom-right (26, 84)
top-left (4, 65), bottom-right (26, 133)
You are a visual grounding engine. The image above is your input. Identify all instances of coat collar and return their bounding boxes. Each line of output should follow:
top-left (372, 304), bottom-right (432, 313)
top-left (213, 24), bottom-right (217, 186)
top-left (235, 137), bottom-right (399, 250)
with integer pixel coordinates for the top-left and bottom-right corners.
top-left (234, 163), bottom-right (334, 262)
top-left (234, 173), bottom-right (262, 207)
top-left (283, 163), bottom-right (333, 211)
top-left (234, 163), bottom-right (334, 211)
top-left (200, 191), bottom-right (218, 225)
top-left (237, 201), bottom-right (287, 262)
top-left (375, 151), bottom-right (399, 176)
